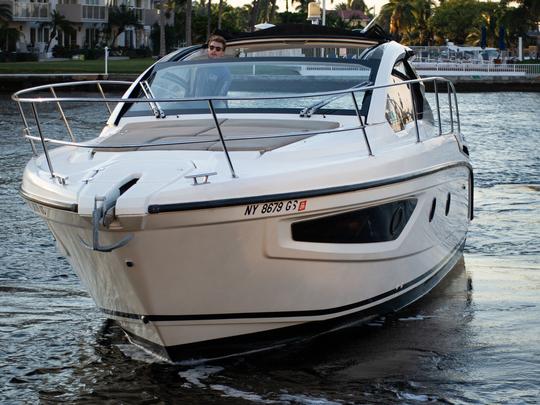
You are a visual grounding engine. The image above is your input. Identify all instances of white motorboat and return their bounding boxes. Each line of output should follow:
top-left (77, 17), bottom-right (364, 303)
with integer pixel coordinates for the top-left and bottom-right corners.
top-left (13, 24), bottom-right (473, 361)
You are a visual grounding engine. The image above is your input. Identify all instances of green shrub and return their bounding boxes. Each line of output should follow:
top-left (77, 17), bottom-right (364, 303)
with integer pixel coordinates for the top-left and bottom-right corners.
top-left (52, 45), bottom-right (82, 59)
top-left (0, 52), bottom-right (39, 62)
top-left (79, 48), bottom-right (104, 60)
top-left (126, 47), bottom-right (152, 58)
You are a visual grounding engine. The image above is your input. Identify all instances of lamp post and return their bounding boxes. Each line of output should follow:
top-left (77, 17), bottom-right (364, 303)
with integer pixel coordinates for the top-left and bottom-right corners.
top-left (104, 46), bottom-right (109, 76)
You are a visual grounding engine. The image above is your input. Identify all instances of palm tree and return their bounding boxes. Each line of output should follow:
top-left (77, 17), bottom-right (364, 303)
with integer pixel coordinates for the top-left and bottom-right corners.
top-left (411, 0), bottom-right (434, 45)
top-left (292, 0), bottom-right (309, 14)
top-left (380, 0), bottom-right (416, 42)
top-left (107, 5), bottom-right (142, 47)
top-left (185, 0), bottom-right (192, 45)
top-left (159, 2), bottom-right (166, 56)
top-left (206, 0), bottom-right (211, 39)
top-left (335, 0), bottom-right (366, 18)
top-left (157, 0), bottom-right (177, 56)
top-left (465, 27), bottom-right (482, 46)
top-left (40, 11), bottom-right (75, 53)
top-left (217, 0), bottom-right (223, 29)
top-left (349, 0), bottom-right (367, 11)
top-left (249, 0), bottom-right (260, 31)
top-left (268, 0), bottom-right (278, 22)
top-left (0, 4), bottom-right (12, 52)
top-left (0, 3), bottom-right (11, 23)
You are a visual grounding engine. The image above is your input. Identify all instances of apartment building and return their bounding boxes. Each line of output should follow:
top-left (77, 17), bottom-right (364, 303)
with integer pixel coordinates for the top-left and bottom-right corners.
top-left (2, 0), bottom-right (170, 54)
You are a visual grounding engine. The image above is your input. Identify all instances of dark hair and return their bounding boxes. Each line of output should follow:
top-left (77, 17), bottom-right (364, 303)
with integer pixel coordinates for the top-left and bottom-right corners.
top-left (207, 35), bottom-right (226, 50)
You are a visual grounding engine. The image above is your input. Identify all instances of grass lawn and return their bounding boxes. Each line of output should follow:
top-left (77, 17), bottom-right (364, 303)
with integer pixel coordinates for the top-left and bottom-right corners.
top-left (0, 58), bottom-right (155, 74)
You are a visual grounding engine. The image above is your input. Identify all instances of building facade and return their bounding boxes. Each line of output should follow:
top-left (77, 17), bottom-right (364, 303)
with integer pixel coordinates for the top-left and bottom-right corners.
top-left (2, 0), bottom-right (170, 54)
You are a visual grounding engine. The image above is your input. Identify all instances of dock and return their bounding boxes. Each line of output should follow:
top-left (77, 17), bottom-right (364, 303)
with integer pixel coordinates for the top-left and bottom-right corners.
top-left (413, 62), bottom-right (540, 91)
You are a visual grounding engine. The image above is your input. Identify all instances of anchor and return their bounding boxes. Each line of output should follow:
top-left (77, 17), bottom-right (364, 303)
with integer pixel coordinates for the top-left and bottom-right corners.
top-left (79, 195), bottom-right (133, 253)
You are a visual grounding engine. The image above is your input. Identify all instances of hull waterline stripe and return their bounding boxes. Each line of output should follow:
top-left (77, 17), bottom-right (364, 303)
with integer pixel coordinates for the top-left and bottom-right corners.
top-left (148, 161), bottom-right (472, 214)
top-left (99, 238), bottom-right (465, 322)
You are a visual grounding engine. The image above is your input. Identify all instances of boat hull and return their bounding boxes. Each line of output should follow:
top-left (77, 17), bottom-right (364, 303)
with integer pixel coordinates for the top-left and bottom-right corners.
top-left (24, 163), bottom-right (471, 361)
top-left (127, 242), bottom-right (465, 361)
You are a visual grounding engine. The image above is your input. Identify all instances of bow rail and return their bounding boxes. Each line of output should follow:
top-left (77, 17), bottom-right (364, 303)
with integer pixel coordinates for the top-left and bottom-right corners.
top-left (12, 77), bottom-right (461, 182)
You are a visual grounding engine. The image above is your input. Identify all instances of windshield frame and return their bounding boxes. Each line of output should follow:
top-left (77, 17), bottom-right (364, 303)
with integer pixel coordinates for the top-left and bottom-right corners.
top-left (123, 56), bottom-right (381, 118)
top-left (150, 56), bottom-right (379, 73)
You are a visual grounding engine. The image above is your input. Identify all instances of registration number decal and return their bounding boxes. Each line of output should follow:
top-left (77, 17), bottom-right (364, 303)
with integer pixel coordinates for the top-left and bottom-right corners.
top-left (244, 199), bottom-right (308, 216)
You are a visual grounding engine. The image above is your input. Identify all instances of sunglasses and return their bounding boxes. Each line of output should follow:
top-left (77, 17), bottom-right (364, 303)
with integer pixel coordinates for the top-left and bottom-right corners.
top-left (209, 45), bottom-right (224, 52)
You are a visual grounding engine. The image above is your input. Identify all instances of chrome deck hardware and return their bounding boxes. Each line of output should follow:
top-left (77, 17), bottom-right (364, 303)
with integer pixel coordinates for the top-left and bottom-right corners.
top-left (140, 80), bottom-right (166, 119)
top-left (185, 172), bottom-right (218, 185)
top-left (79, 195), bottom-right (133, 252)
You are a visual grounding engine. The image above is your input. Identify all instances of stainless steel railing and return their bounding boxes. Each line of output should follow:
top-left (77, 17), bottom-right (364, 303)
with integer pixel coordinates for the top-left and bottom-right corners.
top-left (12, 76), bottom-right (461, 182)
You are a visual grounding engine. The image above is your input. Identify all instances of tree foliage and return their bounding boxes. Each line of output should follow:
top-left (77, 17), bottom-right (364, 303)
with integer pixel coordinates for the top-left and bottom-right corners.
top-left (44, 0), bottom-right (536, 55)
top-left (106, 5), bottom-right (142, 47)
top-left (0, 3), bottom-right (12, 23)
top-left (40, 10), bottom-right (76, 52)
top-left (430, 0), bottom-right (485, 45)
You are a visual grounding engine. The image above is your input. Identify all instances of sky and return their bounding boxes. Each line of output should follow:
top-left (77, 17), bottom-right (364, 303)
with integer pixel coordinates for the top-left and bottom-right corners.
top-left (227, 0), bottom-right (388, 16)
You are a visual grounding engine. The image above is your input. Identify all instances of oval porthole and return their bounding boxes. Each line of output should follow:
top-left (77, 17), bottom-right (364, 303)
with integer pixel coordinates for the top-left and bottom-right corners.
top-left (390, 206), bottom-right (404, 237)
top-left (429, 198), bottom-right (436, 222)
top-left (445, 193), bottom-right (451, 216)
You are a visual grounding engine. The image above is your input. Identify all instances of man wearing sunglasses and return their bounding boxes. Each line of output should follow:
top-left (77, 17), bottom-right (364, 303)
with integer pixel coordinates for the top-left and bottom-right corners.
top-left (207, 35), bottom-right (227, 59)
top-left (187, 34), bottom-right (231, 108)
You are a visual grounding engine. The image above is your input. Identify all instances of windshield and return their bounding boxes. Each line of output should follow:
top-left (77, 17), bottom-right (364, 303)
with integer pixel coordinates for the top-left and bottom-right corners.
top-left (126, 56), bottom-right (379, 117)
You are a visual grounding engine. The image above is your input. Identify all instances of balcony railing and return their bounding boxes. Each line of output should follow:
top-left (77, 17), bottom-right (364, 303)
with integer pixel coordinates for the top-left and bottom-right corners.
top-left (12, 2), bottom-right (50, 20)
top-left (56, 4), bottom-right (107, 22)
top-left (82, 4), bottom-right (106, 21)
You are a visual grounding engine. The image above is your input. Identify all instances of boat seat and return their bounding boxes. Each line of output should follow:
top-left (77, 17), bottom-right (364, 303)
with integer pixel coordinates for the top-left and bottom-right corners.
top-left (95, 118), bottom-right (340, 152)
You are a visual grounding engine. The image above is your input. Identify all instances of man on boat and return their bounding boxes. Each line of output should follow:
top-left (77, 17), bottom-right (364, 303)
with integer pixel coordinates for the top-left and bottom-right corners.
top-left (206, 35), bottom-right (227, 59)
top-left (188, 35), bottom-right (231, 108)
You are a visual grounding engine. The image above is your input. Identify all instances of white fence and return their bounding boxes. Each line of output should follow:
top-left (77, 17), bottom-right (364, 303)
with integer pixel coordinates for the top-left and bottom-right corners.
top-left (413, 62), bottom-right (540, 77)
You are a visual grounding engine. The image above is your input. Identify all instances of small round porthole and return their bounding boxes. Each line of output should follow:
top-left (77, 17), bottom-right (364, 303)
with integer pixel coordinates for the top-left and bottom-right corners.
top-left (429, 198), bottom-right (436, 222)
top-left (445, 193), bottom-right (451, 216)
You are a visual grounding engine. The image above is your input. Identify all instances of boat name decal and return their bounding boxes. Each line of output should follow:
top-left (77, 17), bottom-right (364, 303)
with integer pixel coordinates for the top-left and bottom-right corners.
top-left (244, 199), bottom-right (307, 216)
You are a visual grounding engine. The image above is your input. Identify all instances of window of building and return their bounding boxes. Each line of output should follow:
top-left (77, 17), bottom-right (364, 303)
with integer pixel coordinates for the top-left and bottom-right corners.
top-left (56, 31), bottom-right (76, 47)
top-left (36, 27), bottom-right (49, 43)
top-left (85, 28), bottom-right (100, 48)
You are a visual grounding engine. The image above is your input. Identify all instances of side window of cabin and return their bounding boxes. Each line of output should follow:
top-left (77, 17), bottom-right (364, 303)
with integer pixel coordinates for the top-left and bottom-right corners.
top-left (403, 60), bottom-right (435, 130)
top-left (385, 60), bottom-right (434, 134)
top-left (385, 74), bottom-right (414, 133)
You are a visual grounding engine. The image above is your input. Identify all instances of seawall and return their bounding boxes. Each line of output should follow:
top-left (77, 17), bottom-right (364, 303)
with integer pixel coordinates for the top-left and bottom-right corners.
top-left (1, 74), bottom-right (138, 93)
top-left (2, 73), bottom-right (539, 93)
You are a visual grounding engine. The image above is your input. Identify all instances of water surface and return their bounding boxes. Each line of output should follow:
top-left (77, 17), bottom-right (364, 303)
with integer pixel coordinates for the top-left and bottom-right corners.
top-left (0, 92), bottom-right (539, 403)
